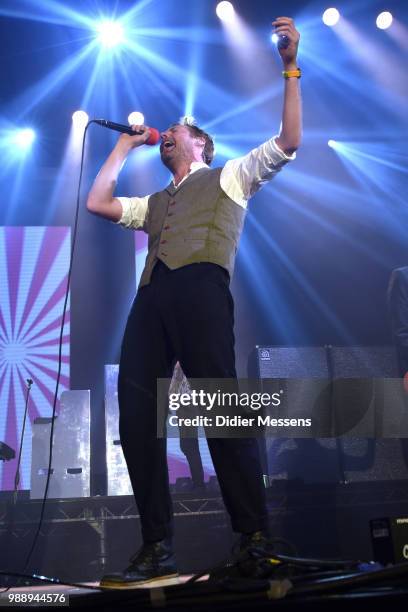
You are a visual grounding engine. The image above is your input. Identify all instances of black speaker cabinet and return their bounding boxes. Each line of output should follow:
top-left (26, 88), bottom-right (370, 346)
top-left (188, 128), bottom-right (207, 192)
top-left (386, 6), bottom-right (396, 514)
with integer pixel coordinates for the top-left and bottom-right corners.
top-left (251, 345), bottom-right (408, 485)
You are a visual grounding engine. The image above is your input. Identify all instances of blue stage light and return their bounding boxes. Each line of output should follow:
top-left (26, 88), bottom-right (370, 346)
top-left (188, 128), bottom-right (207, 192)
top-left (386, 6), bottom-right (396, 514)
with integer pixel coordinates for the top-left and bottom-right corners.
top-left (128, 112), bottom-right (145, 125)
top-left (322, 8), bottom-right (340, 27)
top-left (216, 2), bottom-right (235, 23)
top-left (96, 20), bottom-right (125, 48)
top-left (376, 12), bottom-right (393, 30)
top-left (13, 129), bottom-right (36, 149)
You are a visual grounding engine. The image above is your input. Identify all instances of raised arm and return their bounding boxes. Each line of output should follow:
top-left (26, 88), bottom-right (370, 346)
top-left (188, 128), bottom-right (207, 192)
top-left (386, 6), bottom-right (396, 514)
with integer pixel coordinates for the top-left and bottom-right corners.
top-left (219, 18), bottom-right (302, 206)
top-left (86, 125), bottom-right (152, 223)
top-left (273, 17), bottom-right (302, 155)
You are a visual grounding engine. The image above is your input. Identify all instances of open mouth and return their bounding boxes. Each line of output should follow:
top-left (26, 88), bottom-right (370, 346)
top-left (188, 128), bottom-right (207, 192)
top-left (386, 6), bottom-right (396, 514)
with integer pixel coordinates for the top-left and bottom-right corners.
top-left (161, 140), bottom-right (175, 153)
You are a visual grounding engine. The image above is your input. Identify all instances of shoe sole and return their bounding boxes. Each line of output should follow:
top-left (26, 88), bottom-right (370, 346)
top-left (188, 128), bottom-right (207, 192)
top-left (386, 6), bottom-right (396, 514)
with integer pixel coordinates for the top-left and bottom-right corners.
top-left (99, 573), bottom-right (180, 590)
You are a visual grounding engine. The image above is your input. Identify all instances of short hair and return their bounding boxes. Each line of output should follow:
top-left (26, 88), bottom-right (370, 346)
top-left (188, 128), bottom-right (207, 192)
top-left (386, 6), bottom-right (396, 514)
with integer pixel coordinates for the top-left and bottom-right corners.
top-left (175, 118), bottom-right (215, 165)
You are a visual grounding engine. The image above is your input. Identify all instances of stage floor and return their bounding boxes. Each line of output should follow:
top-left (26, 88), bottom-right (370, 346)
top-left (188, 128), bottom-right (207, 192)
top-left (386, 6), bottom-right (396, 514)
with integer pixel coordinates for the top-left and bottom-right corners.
top-left (0, 576), bottom-right (208, 609)
top-left (3, 574), bottom-right (408, 612)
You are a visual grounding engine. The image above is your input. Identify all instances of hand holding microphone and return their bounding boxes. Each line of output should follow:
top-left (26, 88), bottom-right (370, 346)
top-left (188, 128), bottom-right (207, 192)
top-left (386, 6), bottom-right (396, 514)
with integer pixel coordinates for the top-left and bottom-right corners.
top-left (272, 17), bottom-right (300, 67)
top-left (94, 119), bottom-right (160, 147)
top-left (117, 125), bottom-right (156, 151)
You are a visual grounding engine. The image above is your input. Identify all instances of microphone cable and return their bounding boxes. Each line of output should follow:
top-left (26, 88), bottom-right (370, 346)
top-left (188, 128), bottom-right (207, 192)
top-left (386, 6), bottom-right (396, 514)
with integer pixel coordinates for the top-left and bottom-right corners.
top-left (19, 120), bottom-right (98, 578)
top-left (12, 118), bottom-right (157, 585)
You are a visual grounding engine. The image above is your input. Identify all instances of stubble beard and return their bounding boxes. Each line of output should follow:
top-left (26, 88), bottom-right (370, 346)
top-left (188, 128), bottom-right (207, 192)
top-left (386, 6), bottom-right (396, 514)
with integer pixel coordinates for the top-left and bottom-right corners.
top-left (161, 144), bottom-right (193, 173)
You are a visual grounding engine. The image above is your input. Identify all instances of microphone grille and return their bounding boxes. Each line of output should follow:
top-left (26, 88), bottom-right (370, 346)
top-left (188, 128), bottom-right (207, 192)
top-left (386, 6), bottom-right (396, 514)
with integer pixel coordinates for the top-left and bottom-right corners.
top-left (146, 128), bottom-right (160, 146)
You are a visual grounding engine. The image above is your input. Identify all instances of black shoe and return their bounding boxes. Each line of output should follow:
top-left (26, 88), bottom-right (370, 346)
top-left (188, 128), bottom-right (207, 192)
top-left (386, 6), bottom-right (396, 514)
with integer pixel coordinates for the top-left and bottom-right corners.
top-left (100, 538), bottom-right (179, 589)
top-left (239, 530), bottom-right (275, 557)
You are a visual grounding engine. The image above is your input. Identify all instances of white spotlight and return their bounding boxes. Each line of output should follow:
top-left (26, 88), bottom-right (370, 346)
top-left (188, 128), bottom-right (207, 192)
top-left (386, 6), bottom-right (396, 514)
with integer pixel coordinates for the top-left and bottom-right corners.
top-left (96, 21), bottom-right (125, 48)
top-left (376, 11), bottom-right (393, 30)
top-left (328, 139), bottom-right (336, 148)
top-left (216, 1), bottom-right (235, 23)
top-left (72, 110), bottom-right (89, 129)
top-left (14, 128), bottom-right (35, 149)
top-left (128, 112), bottom-right (145, 125)
top-left (322, 8), bottom-right (340, 27)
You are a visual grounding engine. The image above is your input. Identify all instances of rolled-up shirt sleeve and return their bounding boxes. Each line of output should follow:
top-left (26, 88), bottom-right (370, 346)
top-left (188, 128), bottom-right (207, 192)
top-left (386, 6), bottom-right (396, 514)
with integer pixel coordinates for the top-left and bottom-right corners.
top-left (220, 136), bottom-right (296, 208)
top-left (116, 195), bottom-right (150, 231)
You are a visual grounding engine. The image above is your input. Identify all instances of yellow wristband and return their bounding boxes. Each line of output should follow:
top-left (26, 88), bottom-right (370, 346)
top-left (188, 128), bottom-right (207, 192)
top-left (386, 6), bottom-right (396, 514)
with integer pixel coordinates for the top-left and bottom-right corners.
top-left (282, 68), bottom-right (301, 79)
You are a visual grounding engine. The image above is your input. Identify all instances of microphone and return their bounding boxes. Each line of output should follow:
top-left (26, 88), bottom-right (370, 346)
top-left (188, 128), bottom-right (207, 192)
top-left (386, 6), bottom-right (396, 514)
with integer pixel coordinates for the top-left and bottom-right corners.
top-left (277, 35), bottom-right (290, 50)
top-left (94, 119), bottom-right (160, 145)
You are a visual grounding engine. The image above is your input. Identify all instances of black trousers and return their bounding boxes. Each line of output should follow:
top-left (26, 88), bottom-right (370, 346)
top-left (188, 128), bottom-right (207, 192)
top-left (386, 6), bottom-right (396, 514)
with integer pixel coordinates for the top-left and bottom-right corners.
top-left (118, 260), bottom-right (267, 542)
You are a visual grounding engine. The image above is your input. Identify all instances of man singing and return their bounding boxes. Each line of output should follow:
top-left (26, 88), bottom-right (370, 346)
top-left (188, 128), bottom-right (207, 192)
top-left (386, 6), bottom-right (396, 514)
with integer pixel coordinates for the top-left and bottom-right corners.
top-left (87, 17), bottom-right (302, 588)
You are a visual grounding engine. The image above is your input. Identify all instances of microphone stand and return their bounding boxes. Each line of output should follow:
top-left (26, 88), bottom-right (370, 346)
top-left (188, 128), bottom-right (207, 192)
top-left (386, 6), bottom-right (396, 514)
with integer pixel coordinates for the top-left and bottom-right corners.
top-left (13, 379), bottom-right (33, 504)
